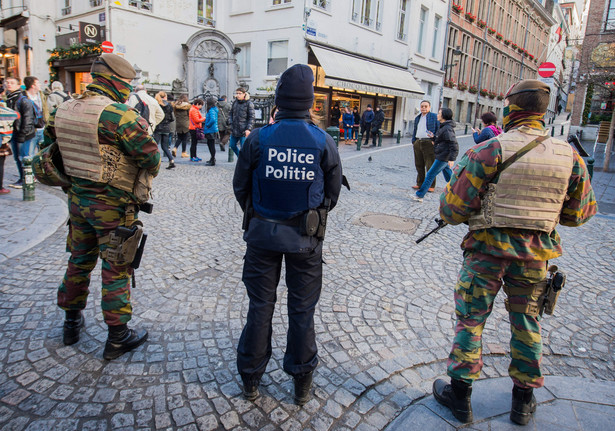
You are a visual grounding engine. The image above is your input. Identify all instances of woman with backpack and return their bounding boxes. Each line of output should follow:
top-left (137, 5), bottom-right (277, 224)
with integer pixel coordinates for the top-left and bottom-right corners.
top-left (202, 97), bottom-right (219, 166)
top-left (472, 111), bottom-right (503, 143)
top-left (154, 91), bottom-right (176, 169)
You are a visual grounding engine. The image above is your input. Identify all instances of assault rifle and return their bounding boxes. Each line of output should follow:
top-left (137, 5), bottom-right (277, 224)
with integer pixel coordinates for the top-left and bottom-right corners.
top-left (415, 218), bottom-right (448, 244)
top-left (567, 134), bottom-right (590, 157)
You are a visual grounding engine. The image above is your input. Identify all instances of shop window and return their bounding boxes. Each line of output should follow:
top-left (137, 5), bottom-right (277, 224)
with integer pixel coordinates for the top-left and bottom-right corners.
top-left (397, 0), bottom-right (408, 41)
top-left (267, 40), bottom-right (288, 76)
top-left (90, 0), bottom-right (103, 6)
top-left (351, 0), bottom-right (384, 31)
top-left (236, 44), bottom-right (251, 78)
top-left (417, 7), bottom-right (427, 54)
top-left (432, 15), bottom-right (441, 58)
top-left (129, 0), bottom-right (152, 12)
top-left (607, 0), bottom-right (615, 31)
top-left (197, 0), bottom-right (215, 26)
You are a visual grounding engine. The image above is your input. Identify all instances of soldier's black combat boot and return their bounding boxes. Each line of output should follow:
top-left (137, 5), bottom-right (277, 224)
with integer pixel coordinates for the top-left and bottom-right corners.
top-left (63, 310), bottom-right (84, 346)
top-left (294, 371), bottom-right (313, 406)
top-left (103, 324), bottom-right (148, 360)
top-left (510, 385), bottom-right (536, 425)
top-left (433, 378), bottom-right (473, 423)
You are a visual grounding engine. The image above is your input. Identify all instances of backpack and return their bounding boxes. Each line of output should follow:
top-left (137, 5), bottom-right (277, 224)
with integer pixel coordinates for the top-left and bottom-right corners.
top-left (52, 91), bottom-right (71, 102)
top-left (134, 94), bottom-right (151, 127)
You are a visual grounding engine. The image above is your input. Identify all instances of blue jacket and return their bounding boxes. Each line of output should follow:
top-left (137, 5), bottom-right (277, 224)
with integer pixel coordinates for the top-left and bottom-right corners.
top-left (342, 112), bottom-right (354, 128)
top-left (233, 109), bottom-right (342, 253)
top-left (202, 106), bottom-right (219, 134)
top-left (412, 112), bottom-right (439, 143)
top-left (361, 110), bottom-right (374, 127)
top-left (472, 125), bottom-right (501, 143)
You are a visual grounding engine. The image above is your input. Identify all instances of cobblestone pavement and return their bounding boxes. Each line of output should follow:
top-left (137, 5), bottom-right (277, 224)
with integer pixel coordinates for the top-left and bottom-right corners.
top-left (0, 137), bottom-right (613, 430)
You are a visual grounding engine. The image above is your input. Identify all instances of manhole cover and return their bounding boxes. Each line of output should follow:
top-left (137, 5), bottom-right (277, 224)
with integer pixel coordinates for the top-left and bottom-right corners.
top-left (354, 213), bottom-right (421, 233)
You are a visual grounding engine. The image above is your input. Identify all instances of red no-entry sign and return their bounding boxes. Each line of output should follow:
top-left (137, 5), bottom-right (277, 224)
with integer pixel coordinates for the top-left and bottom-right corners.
top-left (101, 40), bottom-right (114, 53)
top-left (538, 62), bottom-right (556, 78)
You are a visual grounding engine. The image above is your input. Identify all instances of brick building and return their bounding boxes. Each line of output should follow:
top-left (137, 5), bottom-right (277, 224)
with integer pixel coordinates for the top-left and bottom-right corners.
top-left (570, 0), bottom-right (615, 127)
top-left (443, 0), bottom-right (554, 126)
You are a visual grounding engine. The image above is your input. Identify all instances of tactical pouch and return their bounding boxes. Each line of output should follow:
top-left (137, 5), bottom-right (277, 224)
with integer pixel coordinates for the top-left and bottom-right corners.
top-left (316, 206), bottom-right (328, 240)
top-left (100, 222), bottom-right (143, 265)
top-left (542, 265), bottom-right (566, 315)
top-left (300, 209), bottom-right (320, 237)
top-left (503, 279), bottom-right (547, 317)
top-left (133, 169), bottom-right (155, 204)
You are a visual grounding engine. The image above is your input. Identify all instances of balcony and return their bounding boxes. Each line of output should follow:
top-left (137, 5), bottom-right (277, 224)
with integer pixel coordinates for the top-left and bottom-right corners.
top-left (197, 16), bottom-right (215, 27)
top-left (90, 0), bottom-right (103, 6)
top-left (129, 1), bottom-right (153, 12)
top-left (61, 6), bottom-right (71, 16)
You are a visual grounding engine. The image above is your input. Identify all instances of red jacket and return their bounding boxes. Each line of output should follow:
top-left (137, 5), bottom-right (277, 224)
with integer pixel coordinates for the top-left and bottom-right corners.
top-left (189, 105), bottom-right (205, 130)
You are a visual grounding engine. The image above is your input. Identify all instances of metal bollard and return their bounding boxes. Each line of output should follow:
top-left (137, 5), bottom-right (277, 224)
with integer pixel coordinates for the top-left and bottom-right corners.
top-left (396, 130), bottom-right (401, 144)
top-left (586, 158), bottom-right (594, 180)
top-left (561, 124), bottom-right (564, 136)
top-left (228, 147), bottom-right (234, 163)
top-left (22, 157), bottom-right (35, 201)
top-left (378, 131), bottom-right (382, 147)
top-left (356, 133), bottom-right (362, 151)
top-left (551, 127), bottom-right (555, 137)
top-left (465, 124), bottom-right (469, 134)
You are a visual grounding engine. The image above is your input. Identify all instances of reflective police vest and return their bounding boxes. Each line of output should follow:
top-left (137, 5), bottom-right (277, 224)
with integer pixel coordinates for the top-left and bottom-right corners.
top-left (252, 119), bottom-right (326, 220)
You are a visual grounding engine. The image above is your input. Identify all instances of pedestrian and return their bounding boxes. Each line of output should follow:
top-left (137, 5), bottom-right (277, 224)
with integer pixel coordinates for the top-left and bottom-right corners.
top-left (433, 79), bottom-right (597, 425)
top-left (352, 106), bottom-right (360, 142)
top-left (154, 91), bottom-right (176, 169)
top-left (330, 103), bottom-right (341, 127)
top-left (38, 53), bottom-right (161, 360)
top-left (173, 94), bottom-right (191, 158)
top-left (412, 100), bottom-right (439, 192)
top-left (411, 108), bottom-right (458, 202)
top-left (360, 104), bottom-right (374, 144)
top-left (24, 76), bottom-right (49, 149)
top-left (203, 97), bottom-right (219, 166)
top-left (228, 87), bottom-right (255, 156)
top-left (127, 84), bottom-right (164, 135)
top-left (342, 106), bottom-right (354, 143)
top-left (233, 64), bottom-right (343, 406)
top-left (189, 98), bottom-right (205, 162)
top-left (472, 111), bottom-right (502, 144)
top-left (47, 81), bottom-right (71, 113)
top-left (369, 105), bottom-right (385, 147)
top-left (217, 95), bottom-right (232, 152)
top-left (0, 103), bottom-right (19, 194)
top-left (4, 77), bottom-right (37, 188)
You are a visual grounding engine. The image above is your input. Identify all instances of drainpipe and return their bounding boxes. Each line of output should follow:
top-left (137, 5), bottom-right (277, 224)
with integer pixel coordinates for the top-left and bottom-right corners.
top-left (105, 0), bottom-right (111, 42)
top-left (438, 1), bottom-right (453, 109)
top-left (473, 0), bottom-right (491, 128)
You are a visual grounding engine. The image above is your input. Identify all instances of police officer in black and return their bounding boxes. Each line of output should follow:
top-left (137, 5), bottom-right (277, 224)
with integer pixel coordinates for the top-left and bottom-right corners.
top-left (233, 64), bottom-right (342, 405)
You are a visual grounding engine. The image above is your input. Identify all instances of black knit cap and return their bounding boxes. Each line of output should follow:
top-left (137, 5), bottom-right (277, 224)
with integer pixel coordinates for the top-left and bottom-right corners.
top-left (274, 64), bottom-right (314, 110)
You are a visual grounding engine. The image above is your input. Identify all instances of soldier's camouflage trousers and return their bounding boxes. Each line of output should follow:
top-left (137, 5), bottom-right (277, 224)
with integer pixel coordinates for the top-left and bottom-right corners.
top-left (447, 251), bottom-right (547, 389)
top-left (57, 192), bottom-right (135, 326)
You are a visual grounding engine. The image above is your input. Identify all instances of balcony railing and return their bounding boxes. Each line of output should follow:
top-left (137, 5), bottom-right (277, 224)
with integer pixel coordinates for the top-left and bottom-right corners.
top-left (129, 1), bottom-right (153, 12)
top-left (61, 6), bottom-right (72, 16)
top-left (197, 16), bottom-right (215, 27)
top-left (90, 0), bottom-right (103, 6)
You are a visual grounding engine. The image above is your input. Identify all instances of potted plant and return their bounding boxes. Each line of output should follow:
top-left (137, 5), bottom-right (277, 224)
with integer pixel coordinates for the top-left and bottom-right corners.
top-left (458, 82), bottom-right (468, 91)
top-left (469, 85), bottom-right (478, 94)
top-left (488, 90), bottom-right (497, 99)
top-left (479, 88), bottom-right (489, 97)
top-left (465, 12), bottom-right (476, 23)
top-left (517, 46), bottom-right (525, 54)
top-left (504, 39), bottom-right (511, 46)
top-left (477, 19), bottom-right (487, 29)
top-left (487, 27), bottom-right (496, 35)
top-left (444, 79), bottom-right (456, 88)
top-left (452, 3), bottom-right (463, 14)
top-left (497, 93), bottom-right (505, 101)
top-left (496, 33), bottom-right (503, 41)
top-left (511, 42), bottom-right (518, 50)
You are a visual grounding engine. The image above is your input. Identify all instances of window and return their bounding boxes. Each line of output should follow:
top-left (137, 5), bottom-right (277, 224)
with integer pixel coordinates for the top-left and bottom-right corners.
top-left (312, 0), bottom-right (329, 10)
top-left (62, 0), bottom-right (71, 15)
top-left (129, 0), bottom-right (152, 11)
top-left (267, 40), bottom-right (288, 76)
top-left (607, 0), bottom-right (615, 31)
top-left (432, 15), bottom-right (441, 58)
top-left (417, 7), bottom-right (427, 54)
top-left (236, 44), bottom-right (251, 78)
top-left (397, 0), bottom-right (408, 41)
top-left (352, 0), bottom-right (384, 31)
top-left (90, 0), bottom-right (103, 6)
top-left (198, 0), bottom-right (215, 26)
top-left (272, 0), bottom-right (291, 4)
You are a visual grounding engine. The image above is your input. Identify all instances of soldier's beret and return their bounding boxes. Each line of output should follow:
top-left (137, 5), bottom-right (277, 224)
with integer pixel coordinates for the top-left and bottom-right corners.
top-left (91, 53), bottom-right (136, 79)
top-left (505, 79), bottom-right (550, 99)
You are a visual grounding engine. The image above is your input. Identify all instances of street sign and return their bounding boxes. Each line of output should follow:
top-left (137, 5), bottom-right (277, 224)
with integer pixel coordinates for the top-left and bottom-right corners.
top-left (101, 40), bottom-right (114, 53)
top-left (79, 22), bottom-right (102, 45)
top-left (538, 62), bottom-right (556, 78)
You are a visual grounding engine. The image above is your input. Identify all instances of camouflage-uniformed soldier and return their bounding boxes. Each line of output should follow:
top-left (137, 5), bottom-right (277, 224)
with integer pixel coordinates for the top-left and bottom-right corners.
top-left (40, 54), bottom-right (160, 360)
top-left (433, 80), bottom-right (596, 425)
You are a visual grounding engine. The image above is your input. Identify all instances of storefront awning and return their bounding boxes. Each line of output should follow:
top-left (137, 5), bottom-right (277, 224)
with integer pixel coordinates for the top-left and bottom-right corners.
top-left (310, 45), bottom-right (424, 99)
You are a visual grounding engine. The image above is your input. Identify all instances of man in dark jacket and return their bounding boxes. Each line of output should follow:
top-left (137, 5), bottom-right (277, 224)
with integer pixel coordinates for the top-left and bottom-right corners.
top-left (228, 88), bottom-right (255, 156)
top-left (360, 104), bottom-right (374, 143)
top-left (5, 77), bottom-right (37, 188)
top-left (233, 64), bottom-right (342, 406)
top-left (368, 105), bottom-right (385, 147)
top-left (217, 95), bottom-right (232, 151)
top-left (411, 108), bottom-right (458, 202)
top-left (412, 100), bottom-right (439, 192)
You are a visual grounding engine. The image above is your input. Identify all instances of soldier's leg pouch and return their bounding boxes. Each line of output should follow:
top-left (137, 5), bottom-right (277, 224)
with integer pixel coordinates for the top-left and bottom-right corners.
top-left (503, 280), bottom-right (547, 317)
top-left (100, 222), bottom-right (143, 265)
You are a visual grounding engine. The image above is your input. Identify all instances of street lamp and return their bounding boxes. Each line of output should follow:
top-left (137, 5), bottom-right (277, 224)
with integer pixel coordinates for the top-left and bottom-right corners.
top-left (439, 46), bottom-right (463, 106)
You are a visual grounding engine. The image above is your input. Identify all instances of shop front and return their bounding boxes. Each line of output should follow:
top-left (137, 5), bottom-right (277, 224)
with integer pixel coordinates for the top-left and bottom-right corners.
top-left (307, 43), bottom-right (423, 134)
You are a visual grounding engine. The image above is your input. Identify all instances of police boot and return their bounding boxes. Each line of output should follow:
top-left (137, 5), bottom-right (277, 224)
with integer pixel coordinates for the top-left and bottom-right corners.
top-left (294, 371), bottom-right (313, 406)
top-left (510, 385), bottom-right (536, 425)
top-left (205, 158), bottom-right (216, 166)
top-left (63, 310), bottom-right (84, 346)
top-left (433, 378), bottom-right (473, 423)
top-left (103, 324), bottom-right (148, 360)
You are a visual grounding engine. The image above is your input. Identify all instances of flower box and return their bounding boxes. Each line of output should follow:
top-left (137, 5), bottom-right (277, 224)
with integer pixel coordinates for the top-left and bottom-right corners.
top-left (511, 43), bottom-right (518, 50)
top-left (497, 93), bottom-right (505, 101)
top-left (477, 19), bottom-right (487, 29)
top-left (444, 79), bottom-right (456, 88)
top-left (469, 85), bottom-right (478, 94)
top-left (479, 88), bottom-right (489, 97)
top-left (452, 3), bottom-right (463, 14)
top-left (488, 91), bottom-right (497, 99)
top-left (504, 39), bottom-right (511, 46)
top-left (465, 12), bottom-right (476, 23)
top-left (458, 82), bottom-right (468, 91)
top-left (495, 33), bottom-right (503, 41)
top-left (517, 46), bottom-right (525, 53)
top-left (487, 27), bottom-right (496, 35)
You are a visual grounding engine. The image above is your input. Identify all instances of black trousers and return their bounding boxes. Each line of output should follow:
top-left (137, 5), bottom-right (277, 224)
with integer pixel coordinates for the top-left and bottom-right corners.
top-left (174, 132), bottom-right (189, 152)
top-left (0, 155), bottom-right (5, 189)
top-left (206, 136), bottom-right (216, 160)
top-left (189, 129), bottom-right (198, 158)
top-left (237, 242), bottom-right (323, 385)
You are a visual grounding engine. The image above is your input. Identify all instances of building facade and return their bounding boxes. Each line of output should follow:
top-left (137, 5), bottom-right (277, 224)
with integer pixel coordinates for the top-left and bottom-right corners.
top-left (443, 0), bottom-right (555, 126)
top-left (1, 1), bottom-right (444, 135)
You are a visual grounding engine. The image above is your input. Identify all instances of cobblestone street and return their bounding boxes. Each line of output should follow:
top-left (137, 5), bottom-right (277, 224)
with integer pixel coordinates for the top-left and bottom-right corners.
top-left (1, 137), bottom-right (614, 430)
